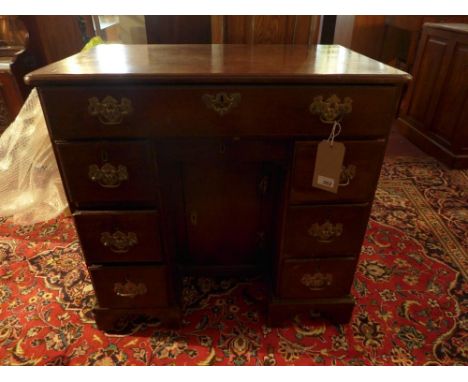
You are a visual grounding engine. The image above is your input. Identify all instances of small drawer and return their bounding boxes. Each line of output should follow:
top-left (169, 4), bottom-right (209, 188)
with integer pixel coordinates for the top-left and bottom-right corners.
top-left (283, 204), bottom-right (371, 258)
top-left (74, 210), bottom-right (163, 264)
top-left (55, 140), bottom-right (158, 209)
top-left (40, 85), bottom-right (396, 139)
top-left (290, 140), bottom-right (386, 204)
top-left (279, 257), bottom-right (357, 299)
top-left (89, 265), bottom-right (169, 308)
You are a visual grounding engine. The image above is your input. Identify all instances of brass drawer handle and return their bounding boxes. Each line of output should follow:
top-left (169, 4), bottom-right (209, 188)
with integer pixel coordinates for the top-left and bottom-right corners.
top-left (308, 220), bottom-right (343, 243)
top-left (88, 163), bottom-right (128, 188)
top-left (100, 230), bottom-right (138, 253)
top-left (339, 164), bottom-right (356, 187)
top-left (114, 280), bottom-right (147, 298)
top-left (301, 272), bottom-right (333, 291)
top-left (309, 95), bottom-right (352, 124)
top-left (202, 92), bottom-right (241, 116)
top-left (88, 96), bottom-right (133, 125)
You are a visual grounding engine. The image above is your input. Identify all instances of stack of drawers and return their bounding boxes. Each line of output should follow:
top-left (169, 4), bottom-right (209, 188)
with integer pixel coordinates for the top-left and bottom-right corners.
top-left (268, 138), bottom-right (387, 324)
top-left (46, 104), bottom-right (182, 330)
top-left (28, 44), bottom-right (409, 331)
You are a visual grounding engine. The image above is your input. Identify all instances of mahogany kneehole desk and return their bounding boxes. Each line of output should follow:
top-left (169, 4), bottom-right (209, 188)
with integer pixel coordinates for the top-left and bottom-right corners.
top-left (26, 44), bottom-right (410, 332)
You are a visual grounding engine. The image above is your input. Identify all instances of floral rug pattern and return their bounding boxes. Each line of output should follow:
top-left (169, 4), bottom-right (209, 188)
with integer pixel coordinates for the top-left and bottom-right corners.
top-left (0, 156), bottom-right (467, 365)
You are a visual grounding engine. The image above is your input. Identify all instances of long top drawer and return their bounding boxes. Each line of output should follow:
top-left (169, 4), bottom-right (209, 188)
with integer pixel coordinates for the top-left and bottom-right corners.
top-left (40, 85), bottom-right (398, 139)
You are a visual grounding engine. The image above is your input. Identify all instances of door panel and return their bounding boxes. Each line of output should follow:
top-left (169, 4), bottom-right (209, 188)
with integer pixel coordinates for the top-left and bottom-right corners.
top-left (184, 161), bottom-right (266, 267)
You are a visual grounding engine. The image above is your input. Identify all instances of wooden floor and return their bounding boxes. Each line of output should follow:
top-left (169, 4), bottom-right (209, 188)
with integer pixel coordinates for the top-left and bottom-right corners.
top-left (385, 123), bottom-right (427, 158)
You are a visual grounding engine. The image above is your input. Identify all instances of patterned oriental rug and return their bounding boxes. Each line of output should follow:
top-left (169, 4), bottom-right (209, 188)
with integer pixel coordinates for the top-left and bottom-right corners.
top-left (0, 157), bottom-right (467, 366)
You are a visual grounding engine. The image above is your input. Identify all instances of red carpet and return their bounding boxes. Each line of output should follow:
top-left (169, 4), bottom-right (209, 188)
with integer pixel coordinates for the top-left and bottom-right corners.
top-left (0, 157), bottom-right (466, 365)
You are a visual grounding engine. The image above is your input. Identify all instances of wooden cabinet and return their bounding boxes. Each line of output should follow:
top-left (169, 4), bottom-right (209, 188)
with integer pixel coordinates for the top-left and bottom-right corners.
top-left (397, 23), bottom-right (468, 168)
top-left (0, 16), bottom-right (29, 134)
top-left (26, 44), bottom-right (409, 331)
top-left (334, 16), bottom-right (468, 73)
top-left (334, 18), bottom-right (468, 168)
top-left (0, 16), bottom-right (93, 135)
top-left (0, 72), bottom-right (22, 133)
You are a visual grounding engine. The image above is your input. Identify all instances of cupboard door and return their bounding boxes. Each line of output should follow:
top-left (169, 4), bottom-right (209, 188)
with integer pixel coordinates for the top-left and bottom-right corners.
top-left (183, 161), bottom-right (275, 267)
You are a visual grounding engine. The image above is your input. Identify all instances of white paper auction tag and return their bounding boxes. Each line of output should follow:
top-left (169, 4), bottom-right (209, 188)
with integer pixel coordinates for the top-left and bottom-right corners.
top-left (312, 140), bottom-right (346, 194)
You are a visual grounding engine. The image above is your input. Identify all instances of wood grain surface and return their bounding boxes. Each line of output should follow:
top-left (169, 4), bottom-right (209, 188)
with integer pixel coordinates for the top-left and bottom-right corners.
top-left (26, 44), bottom-right (411, 85)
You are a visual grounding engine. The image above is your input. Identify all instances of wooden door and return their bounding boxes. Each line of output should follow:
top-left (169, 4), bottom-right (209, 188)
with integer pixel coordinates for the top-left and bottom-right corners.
top-left (184, 161), bottom-right (272, 267)
top-left (145, 16), bottom-right (211, 44)
top-left (143, 16), bottom-right (320, 45)
top-left (212, 16), bottom-right (320, 45)
top-left (157, 139), bottom-right (285, 270)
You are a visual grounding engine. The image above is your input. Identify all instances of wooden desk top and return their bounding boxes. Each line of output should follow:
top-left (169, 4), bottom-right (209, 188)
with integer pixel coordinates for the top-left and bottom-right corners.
top-left (25, 44), bottom-right (411, 86)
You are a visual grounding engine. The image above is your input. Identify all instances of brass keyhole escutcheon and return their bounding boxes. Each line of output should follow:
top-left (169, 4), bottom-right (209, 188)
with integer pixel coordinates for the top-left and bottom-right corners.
top-left (258, 175), bottom-right (269, 195)
top-left (257, 231), bottom-right (266, 250)
top-left (219, 142), bottom-right (226, 154)
top-left (202, 92), bottom-right (241, 116)
top-left (190, 211), bottom-right (198, 226)
top-left (101, 150), bottom-right (108, 162)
